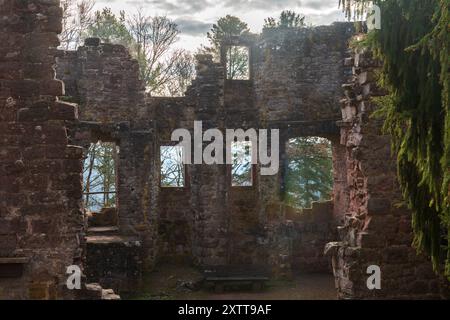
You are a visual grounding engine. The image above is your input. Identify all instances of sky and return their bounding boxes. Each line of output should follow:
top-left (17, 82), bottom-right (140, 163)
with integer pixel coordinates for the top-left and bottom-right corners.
top-left (93, 0), bottom-right (347, 52)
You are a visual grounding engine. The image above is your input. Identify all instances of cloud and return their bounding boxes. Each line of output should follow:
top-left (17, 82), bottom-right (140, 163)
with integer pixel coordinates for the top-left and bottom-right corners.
top-left (92, 0), bottom-right (346, 51)
top-left (122, 0), bottom-right (211, 15)
top-left (222, 0), bottom-right (335, 11)
top-left (174, 17), bottom-right (212, 36)
top-left (222, 0), bottom-right (298, 11)
top-left (306, 9), bottom-right (346, 25)
top-left (301, 0), bottom-right (338, 11)
top-left (98, 0), bottom-right (339, 17)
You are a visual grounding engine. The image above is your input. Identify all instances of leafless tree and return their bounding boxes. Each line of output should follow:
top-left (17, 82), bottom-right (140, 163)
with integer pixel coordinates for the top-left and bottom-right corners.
top-left (165, 50), bottom-right (196, 96)
top-left (127, 9), bottom-right (191, 95)
top-left (59, 0), bottom-right (95, 50)
top-left (231, 142), bottom-right (252, 186)
top-left (160, 146), bottom-right (185, 187)
top-left (83, 142), bottom-right (117, 211)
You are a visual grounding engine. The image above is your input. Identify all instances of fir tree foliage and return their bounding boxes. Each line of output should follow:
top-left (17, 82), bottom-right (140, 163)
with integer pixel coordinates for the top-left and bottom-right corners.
top-left (285, 137), bottom-right (333, 209)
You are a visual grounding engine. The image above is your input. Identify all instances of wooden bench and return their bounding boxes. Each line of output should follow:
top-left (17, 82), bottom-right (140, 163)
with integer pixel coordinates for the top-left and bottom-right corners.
top-left (203, 265), bottom-right (270, 293)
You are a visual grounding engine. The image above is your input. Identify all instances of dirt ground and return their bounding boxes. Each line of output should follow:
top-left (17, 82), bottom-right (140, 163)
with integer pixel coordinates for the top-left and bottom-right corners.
top-left (123, 263), bottom-right (338, 300)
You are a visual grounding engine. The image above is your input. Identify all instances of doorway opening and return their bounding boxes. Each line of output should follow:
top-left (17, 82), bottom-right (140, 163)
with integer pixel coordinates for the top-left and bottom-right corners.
top-left (83, 140), bottom-right (119, 229)
top-left (284, 137), bottom-right (333, 209)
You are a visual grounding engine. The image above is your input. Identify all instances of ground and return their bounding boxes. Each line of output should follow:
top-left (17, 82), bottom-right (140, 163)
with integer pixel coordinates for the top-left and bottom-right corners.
top-left (123, 263), bottom-right (337, 300)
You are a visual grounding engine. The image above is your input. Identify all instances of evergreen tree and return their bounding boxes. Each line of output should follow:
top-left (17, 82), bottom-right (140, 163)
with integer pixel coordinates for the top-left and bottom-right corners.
top-left (285, 137), bottom-right (333, 208)
top-left (87, 8), bottom-right (134, 47)
top-left (205, 15), bottom-right (251, 79)
top-left (264, 10), bottom-right (306, 29)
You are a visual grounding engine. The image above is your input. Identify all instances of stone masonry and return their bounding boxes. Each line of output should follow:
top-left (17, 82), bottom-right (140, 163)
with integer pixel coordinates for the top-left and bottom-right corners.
top-left (0, 0), bottom-right (83, 299)
top-left (1, 0), bottom-right (449, 299)
top-left (55, 24), bottom-right (354, 279)
top-left (326, 42), bottom-right (450, 299)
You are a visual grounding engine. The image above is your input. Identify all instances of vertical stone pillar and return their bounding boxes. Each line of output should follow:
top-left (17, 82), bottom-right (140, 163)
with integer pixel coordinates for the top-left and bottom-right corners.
top-left (0, 0), bottom-right (83, 299)
top-left (189, 54), bottom-right (229, 266)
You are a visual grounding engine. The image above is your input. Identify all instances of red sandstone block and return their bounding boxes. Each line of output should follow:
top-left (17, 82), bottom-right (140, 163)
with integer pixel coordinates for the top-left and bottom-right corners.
top-left (0, 62), bottom-right (24, 79)
top-left (17, 107), bottom-right (50, 122)
top-left (31, 218), bottom-right (53, 234)
top-left (0, 110), bottom-right (17, 122)
top-left (67, 188), bottom-right (83, 199)
top-left (42, 6), bottom-right (64, 33)
top-left (0, 123), bottom-right (25, 135)
top-left (40, 79), bottom-right (64, 96)
top-left (20, 203), bottom-right (66, 216)
top-left (0, 218), bottom-right (26, 234)
top-left (28, 160), bottom-right (62, 175)
top-left (20, 174), bottom-right (49, 191)
top-left (0, 235), bottom-right (17, 255)
top-left (23, 46), bottom-right (56, 64)
top-left (30, 100), bottom-right (51, 109)
top-left (24, 32), bottom-right (60, 49)
top-left (64, 146), bottom-right (84, 159)
top-left (63, 159), bottom-right (83, 173)
top-left (0, 132), bottom-right (13, 144)
top-left (3, 79), bottom-right (40, 98)
top-left (357, 232), bottom-right (385, 248)
top-left (0, 192), bottom-right (26, 207)
top-left (32, 124), bottom-right (68, 145)
top-left (45, 146), bottom-right (66, 159)
top-left (0, 175), bottom-right (20, 193)
top-left (0, 35), bottom-right (25, 61)
top-left (367, 197), bottom-right (391, 215)
top-left (51, 175), bottom-right (82, 193)
top-left (27, 191), bottom-right (61, 204)
top-left (51, 101), bottom-right (78, 120)
top-left (45, 145), bottom-right (81, 159)
top-left (23, 63), bottom-right (55, 80)
top-left (0, 147), bottom-right (21, 160)
top-left (23, 146), bottom-right (46, 160)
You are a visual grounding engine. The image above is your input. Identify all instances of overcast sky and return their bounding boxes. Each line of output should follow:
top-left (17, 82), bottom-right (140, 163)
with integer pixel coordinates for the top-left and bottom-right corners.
top-left (94, 0), bottom-right (347, 51)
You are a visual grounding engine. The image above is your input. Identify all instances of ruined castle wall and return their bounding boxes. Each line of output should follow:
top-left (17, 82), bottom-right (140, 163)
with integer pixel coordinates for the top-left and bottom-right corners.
top-left (0, 0), bottom-right (83, 299)
top-left (53, 23), bottom-right (358, 276)
top-left (57, 40), bottom-right (145, 123)
top-left (329, 46), bottom-right (450, 299)
top-left (57, 43), bottom-right (160, 272)
top-left (214, 24), bottom-right (355, 270)
top-left (222, 51), bottom-right (265, 265)
top-left (149, 97), bottom-right (194, 262)
top-left (1, 1), bottom-right (447, 299)
top-left (266, 201), bottom-right (335, 277)
top-left (254, 23), bottom-right (354, 123)
top-left (188, 55), bottom-right (230, 266)
top-left (253, 23), bottom-right (353, 228)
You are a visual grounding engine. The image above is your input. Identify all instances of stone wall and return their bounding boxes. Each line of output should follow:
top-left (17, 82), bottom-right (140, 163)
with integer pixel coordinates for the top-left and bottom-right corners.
top-left (327, 43), bottom-right (450, 299)
top-left (54, 23), bottom-right (355, 278)
top-left (253, 23), bottom-right (354, 123)
top-left (85, 233), bottom-right (143, 293)
top-left (4, 2), bottom-right (447, 299)
top-left (0, 0), bottom-right (84, 299)
top-left (58, 43), bottom-right (159, 273)
top-left (188, 55), bottom-right (230, 266)
top-left (267, 201), bottom-right (336, 278)
top-left (57, 38), bottom-right (145, 123)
